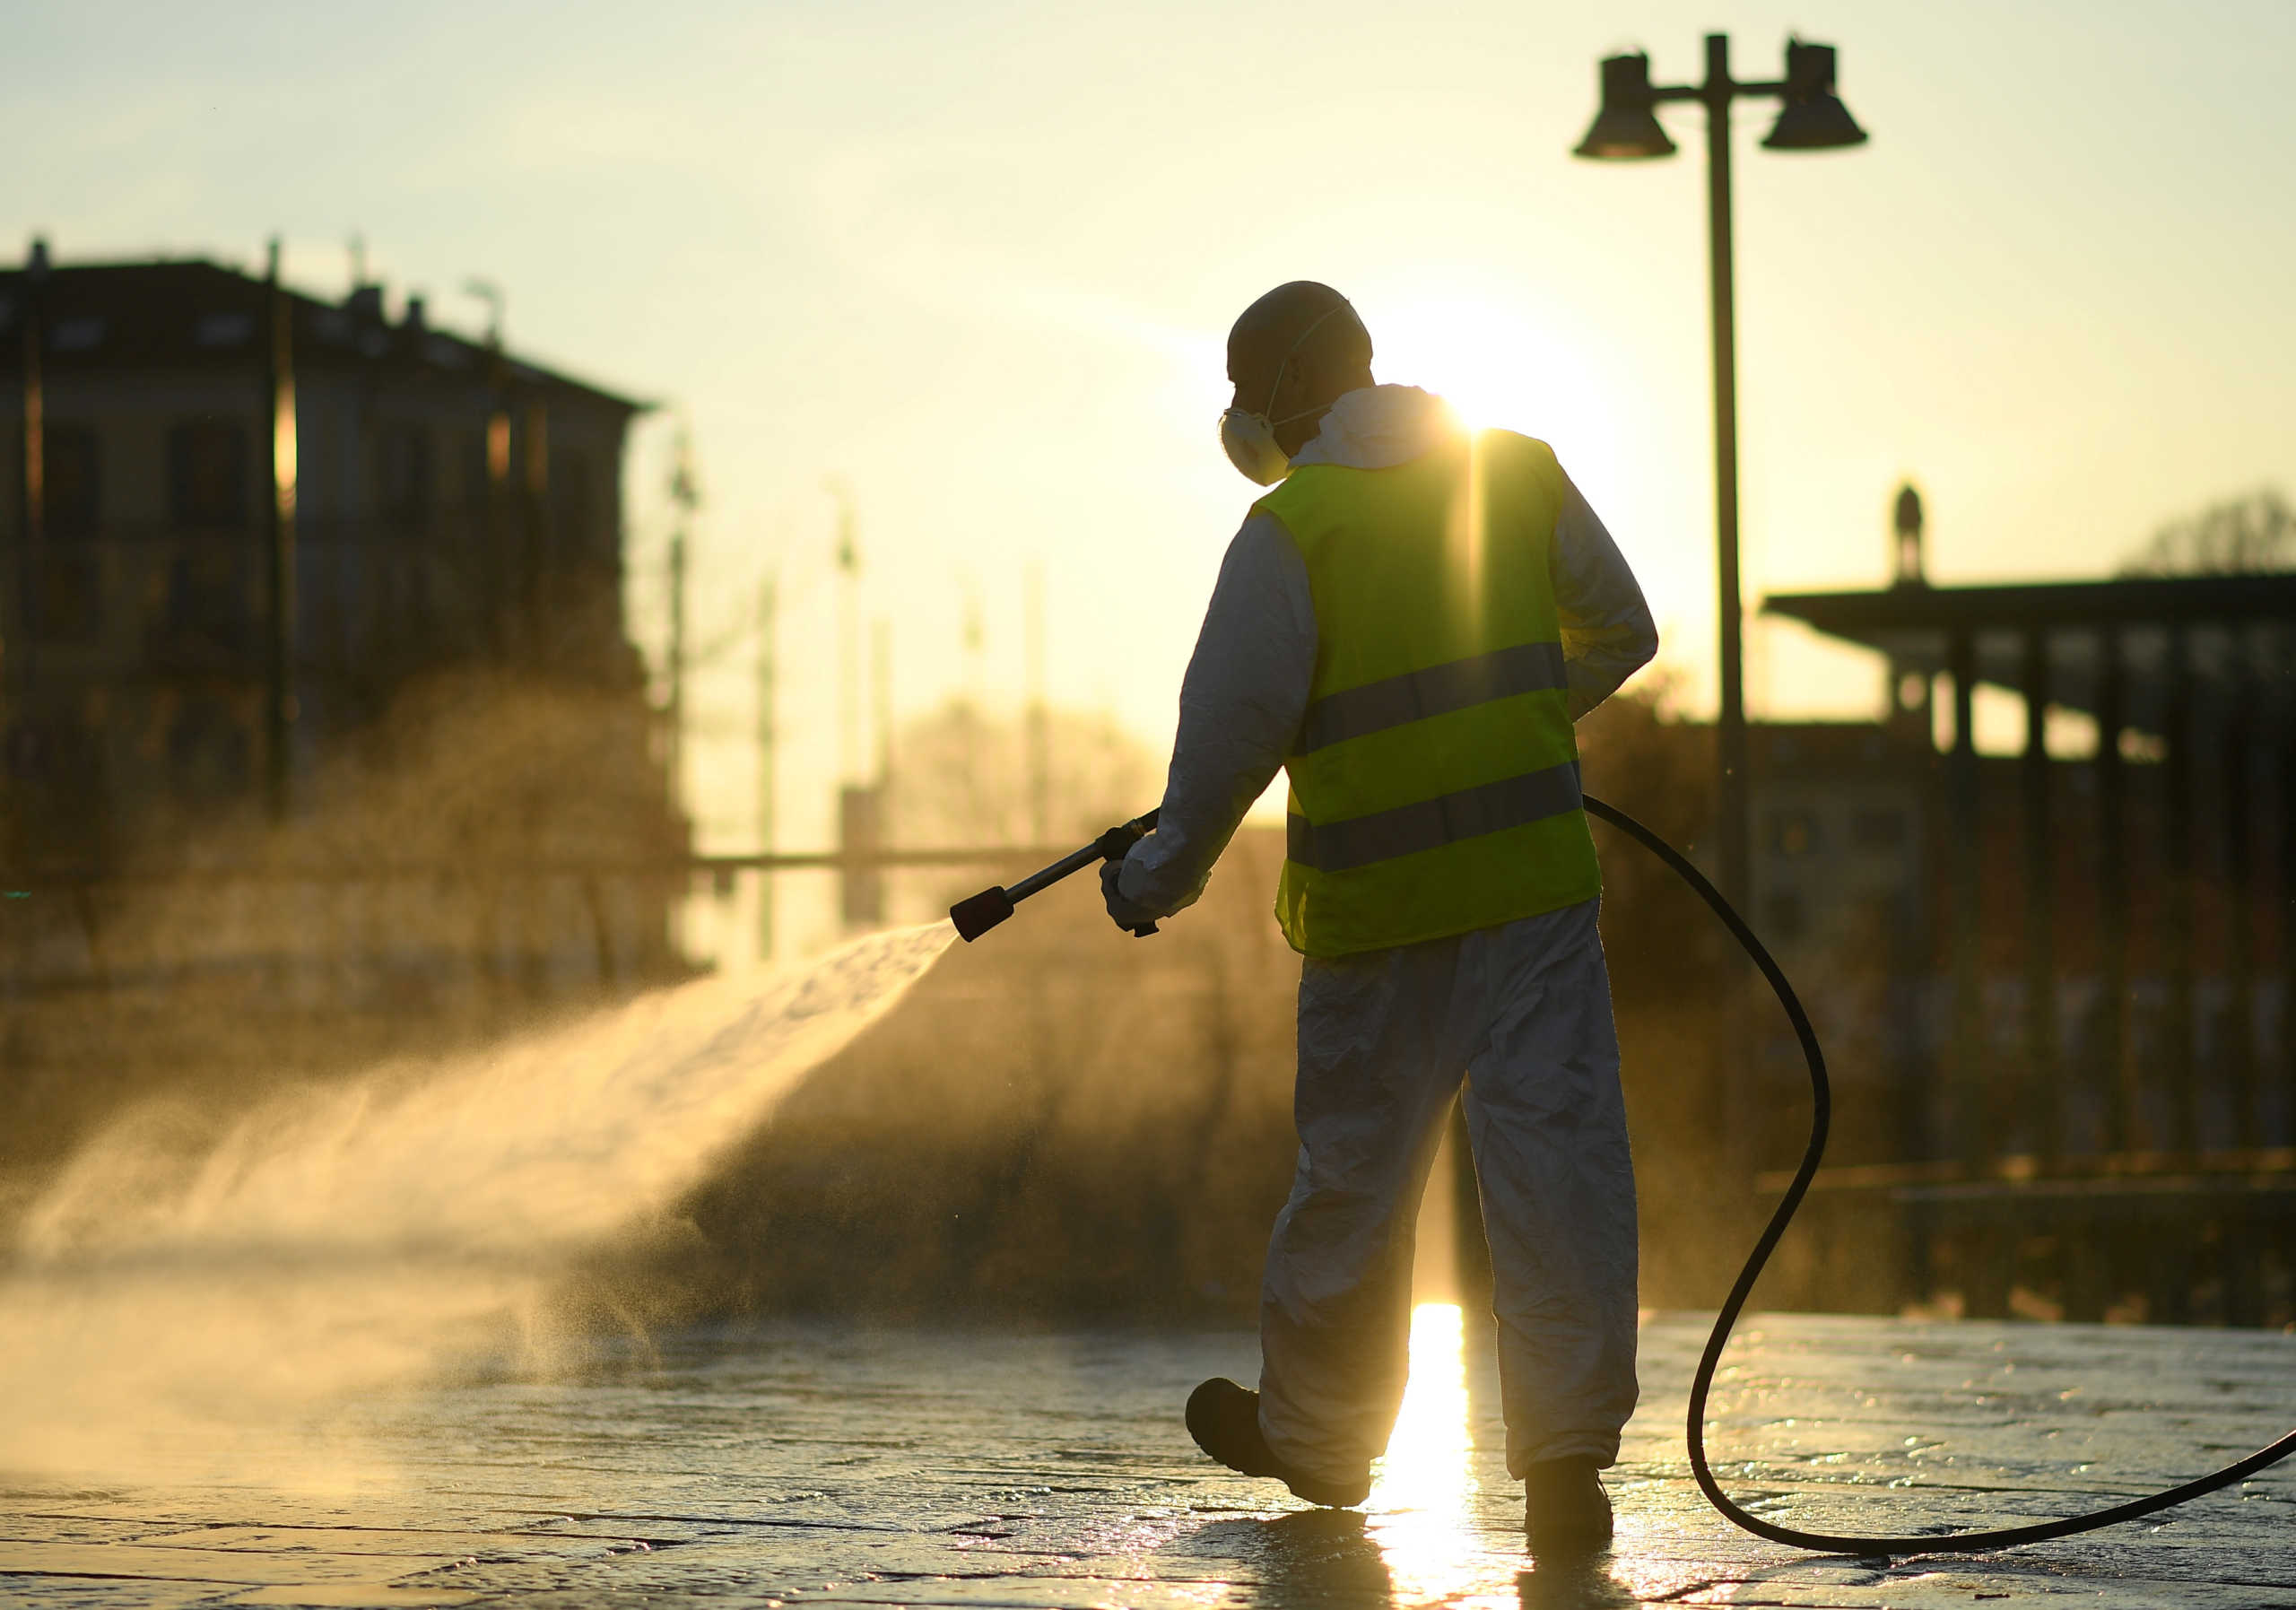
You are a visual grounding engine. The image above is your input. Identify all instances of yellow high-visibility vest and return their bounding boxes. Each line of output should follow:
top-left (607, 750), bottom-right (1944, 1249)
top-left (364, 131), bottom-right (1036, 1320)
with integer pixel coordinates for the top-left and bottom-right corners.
top-left (1257, 428), bottom-right (1600, 956)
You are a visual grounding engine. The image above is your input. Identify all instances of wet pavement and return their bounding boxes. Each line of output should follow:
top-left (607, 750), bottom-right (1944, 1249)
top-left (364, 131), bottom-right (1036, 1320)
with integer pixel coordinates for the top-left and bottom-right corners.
top-left (3, 1308), bottom-right (2292, 1608)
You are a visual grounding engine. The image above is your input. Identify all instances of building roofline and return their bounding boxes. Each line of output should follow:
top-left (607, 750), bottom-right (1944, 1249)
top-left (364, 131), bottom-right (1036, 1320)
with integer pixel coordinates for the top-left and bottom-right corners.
top-left (1765, 572), bottom-right (2296, 633)
top-left (0, 255), bottom-right (649, 414)
top-left (1763, 573), bottom-right (2296, 725)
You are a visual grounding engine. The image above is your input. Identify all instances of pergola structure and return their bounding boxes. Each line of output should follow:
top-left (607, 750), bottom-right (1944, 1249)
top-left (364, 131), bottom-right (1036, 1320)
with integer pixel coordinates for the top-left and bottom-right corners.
top-left (1763, 574), bottom-right (2296, 1322)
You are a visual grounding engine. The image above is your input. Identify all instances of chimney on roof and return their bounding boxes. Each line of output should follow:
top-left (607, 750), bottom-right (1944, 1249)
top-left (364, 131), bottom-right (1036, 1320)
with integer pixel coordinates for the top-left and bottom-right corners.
top-left (404, 295), bottom-right (426, 334)
top-left (346, 283), bottom-right (385, 323)
top-left (27, 236), bottom-right (50, 279)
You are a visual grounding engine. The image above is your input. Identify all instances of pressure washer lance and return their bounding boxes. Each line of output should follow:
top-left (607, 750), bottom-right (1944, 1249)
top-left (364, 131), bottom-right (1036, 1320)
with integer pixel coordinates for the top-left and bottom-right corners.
top-left (960, 793), bottom-right (2296, 1556)
top-left (949, 808), bottom-right (1161, 943)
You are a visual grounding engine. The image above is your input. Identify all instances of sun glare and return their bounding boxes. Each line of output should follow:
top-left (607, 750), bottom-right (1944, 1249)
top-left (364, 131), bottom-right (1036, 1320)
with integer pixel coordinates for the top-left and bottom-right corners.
top-left (1373, 289), bottom-right (1572, 433)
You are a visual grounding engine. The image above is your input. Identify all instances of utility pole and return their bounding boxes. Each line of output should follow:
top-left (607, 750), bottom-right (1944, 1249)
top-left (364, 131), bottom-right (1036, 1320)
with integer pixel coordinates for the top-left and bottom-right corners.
top-left (755, 567), bottom-right (777, 962)
top-left (961, 578), bottom-right (985, 829)
top-left (15, 238), bottom-right (48, 697)
top-left (827, 479), bottom-right (881, 927)
top-left (522, 396), bottom-right (550, 653)
top-left (665, 431), bottom-right (699, 806)
top-left (829, 478), bottom-right (860, 785)
top-left (264, 235), bottom-right (299, 823)
top-left (872, 615), bottom-right (892, 788)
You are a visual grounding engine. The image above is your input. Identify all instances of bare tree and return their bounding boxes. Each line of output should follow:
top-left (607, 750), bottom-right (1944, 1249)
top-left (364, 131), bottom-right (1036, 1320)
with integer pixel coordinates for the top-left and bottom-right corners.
top-left (2119, 486), bottom-right (2294, 576)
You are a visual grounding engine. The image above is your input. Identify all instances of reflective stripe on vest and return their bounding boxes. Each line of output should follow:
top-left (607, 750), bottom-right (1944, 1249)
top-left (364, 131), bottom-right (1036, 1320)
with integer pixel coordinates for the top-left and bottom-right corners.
top-left (1285, 759), bottom-right (1583, 873)
top-left (1293, 641), bottom-right (1569, 755)
top-left (1257, 426), bottom-right (1601, 957)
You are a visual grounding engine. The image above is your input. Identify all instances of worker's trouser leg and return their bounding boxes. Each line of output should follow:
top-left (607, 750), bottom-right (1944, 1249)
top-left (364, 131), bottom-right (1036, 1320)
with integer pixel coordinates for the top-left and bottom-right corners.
top-left (1257, 898), bottom-right (1639, 1486)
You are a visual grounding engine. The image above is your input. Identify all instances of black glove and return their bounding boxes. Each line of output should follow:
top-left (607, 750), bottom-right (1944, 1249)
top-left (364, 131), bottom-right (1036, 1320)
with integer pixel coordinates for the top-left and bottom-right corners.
top-left (1101, 858), bottom-right (1161, 934)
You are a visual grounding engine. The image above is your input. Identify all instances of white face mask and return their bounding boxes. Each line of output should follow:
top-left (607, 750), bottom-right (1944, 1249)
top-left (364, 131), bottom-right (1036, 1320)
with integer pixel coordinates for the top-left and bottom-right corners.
top-left (1217, 409), bottom-right (1293, 486)
top-left (1216, 300), bottom-right (1353, 485)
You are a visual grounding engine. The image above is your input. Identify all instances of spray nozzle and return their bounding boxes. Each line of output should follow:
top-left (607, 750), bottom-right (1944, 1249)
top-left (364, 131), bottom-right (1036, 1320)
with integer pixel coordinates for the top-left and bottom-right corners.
top-left (950, 809), bottom-right (1161, 944)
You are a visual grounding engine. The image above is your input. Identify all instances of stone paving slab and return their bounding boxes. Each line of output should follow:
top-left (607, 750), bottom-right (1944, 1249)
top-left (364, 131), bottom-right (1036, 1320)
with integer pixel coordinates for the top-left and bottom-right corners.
top-left (3, 1312), bottom-right (2292, 1608)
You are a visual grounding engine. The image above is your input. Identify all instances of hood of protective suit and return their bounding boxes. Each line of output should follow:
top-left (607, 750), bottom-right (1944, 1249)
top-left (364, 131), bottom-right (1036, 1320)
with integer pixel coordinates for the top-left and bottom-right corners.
top-left (1286, 384), bottom-right (1462, 474)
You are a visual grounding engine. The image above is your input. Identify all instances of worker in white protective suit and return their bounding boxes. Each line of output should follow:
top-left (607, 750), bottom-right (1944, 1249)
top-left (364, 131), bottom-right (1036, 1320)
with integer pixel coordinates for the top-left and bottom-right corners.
top-left (1101, 282), bottom-right (1657, 1552)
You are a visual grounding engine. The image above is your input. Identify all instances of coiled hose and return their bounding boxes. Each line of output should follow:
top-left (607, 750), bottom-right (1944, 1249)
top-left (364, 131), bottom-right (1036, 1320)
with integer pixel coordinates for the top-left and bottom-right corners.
top-left (1581, 791), bottom-right (2296, 1557)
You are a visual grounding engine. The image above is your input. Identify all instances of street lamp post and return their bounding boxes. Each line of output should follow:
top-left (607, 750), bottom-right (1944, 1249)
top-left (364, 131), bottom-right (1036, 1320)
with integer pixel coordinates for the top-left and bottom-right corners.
top-left (1576, 34), bottom-right (1866, 918)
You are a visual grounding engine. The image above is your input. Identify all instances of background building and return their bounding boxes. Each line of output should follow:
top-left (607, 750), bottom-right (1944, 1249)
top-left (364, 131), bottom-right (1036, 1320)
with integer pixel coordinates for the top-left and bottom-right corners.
top-left (2, 243), bottom-right (687, 1177)
top-left (1757, 568), bottom-right (2296, 1324)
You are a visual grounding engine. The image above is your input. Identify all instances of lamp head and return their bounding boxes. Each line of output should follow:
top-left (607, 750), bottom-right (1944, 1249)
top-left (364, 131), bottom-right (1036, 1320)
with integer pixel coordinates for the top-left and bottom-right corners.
top-left (1762, 39), bottom-right (1867, 151)
top-left (1575, 53), bottom-right (1676, 160)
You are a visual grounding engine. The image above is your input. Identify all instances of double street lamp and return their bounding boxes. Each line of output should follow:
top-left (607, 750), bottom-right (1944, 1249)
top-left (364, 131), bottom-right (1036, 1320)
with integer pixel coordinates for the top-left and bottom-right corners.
top-left (1576, 35), bottom-right (1866, 916)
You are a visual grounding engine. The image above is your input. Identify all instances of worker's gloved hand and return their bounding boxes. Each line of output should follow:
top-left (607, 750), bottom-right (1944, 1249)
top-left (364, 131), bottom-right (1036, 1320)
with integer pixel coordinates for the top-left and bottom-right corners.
top-left (1101, 858), bottom-right (1161, 933)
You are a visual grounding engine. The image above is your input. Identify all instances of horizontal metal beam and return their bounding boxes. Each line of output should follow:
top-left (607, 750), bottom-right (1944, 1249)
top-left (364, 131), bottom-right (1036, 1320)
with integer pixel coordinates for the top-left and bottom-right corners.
top-left (0, 843), bottom-right (1081, 891)
top-left (1759, 1145), bottom-right (2296, 1196)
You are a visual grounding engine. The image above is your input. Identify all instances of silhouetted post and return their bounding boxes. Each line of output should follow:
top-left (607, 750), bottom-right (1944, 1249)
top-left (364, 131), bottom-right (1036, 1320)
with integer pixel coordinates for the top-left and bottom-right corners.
top-left (665, 435), bottom-right (697, 805)
top-left (1700, 32), bottom-right (1751, 921)
top-left (2095, 629), bottom-right (2133, 1151)
top-left (1948, 627), bottom-right (1983, 1171)
top-left (17, 238), bottom-right (47, 692)
top-left (872, 615), bottom-right (892, 788)
top-left (2020, 629), bottom-right (2057, 1159)
top-left (2222, 646), bottom-right (2265, 1327)
top-left (2163, 629), bottom-right (2197, 1154)
top-left (521, 399), bottom-right (550, 656)
top-left (264, 237), bottom-right (299, 822)
top-left (2223, 640), bottom-right (2257, 1142)
top-left (477, 301), bottom-right (511, 660)
top-left (831, 479), bottom-right (859, 786)
top-left (2281, 721), bottom-right (2296, 1149)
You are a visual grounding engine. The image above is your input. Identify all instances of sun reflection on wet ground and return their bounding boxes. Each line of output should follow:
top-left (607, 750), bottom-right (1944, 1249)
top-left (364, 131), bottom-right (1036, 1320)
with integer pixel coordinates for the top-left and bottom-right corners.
top-left (1365, 1301), bottom-right (1510, 1606)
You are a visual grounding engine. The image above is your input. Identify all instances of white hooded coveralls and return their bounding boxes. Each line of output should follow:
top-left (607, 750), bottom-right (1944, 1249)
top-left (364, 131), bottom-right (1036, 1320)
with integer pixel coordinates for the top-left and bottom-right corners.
top-left (1120, 386), bottom-right (1657, 1484)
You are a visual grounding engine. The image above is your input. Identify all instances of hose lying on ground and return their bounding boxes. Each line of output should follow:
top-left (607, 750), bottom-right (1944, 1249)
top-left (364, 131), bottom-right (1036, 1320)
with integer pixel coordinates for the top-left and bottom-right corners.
top-left (1581, 790), bottom-right (2296, 1558)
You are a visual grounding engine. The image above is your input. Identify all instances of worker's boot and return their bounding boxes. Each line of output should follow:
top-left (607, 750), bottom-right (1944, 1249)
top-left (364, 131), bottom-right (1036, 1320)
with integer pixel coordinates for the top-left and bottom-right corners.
top-left (1522, 1456), bottom-right (1612, 1553)
top-left (1185, 1379), bottom-right (1370, 1509)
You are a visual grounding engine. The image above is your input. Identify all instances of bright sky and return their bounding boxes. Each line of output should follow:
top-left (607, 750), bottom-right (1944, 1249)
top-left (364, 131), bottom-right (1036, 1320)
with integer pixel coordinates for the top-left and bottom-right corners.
top-left (11, 0), bottom-right (2294, 905)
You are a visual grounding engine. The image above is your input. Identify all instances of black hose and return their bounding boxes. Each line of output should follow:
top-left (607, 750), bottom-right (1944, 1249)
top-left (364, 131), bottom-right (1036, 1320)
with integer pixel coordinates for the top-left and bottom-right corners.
top-left (1580, 791), bottom-right (2296, 1558)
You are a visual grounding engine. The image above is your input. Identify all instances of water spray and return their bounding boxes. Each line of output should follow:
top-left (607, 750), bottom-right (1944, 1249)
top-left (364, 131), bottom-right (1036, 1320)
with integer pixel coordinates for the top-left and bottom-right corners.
top-left (949, 809), bottom-right (1161, 942)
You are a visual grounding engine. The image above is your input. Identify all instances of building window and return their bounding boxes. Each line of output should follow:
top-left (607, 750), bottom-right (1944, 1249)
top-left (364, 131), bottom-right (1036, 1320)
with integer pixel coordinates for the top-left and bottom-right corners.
top-left (1766, 808), bottom-right (1824, 858)
top-left (378, 424), bottom-right (433, 528)
top-left (170, 421), bottom-right (249, 528)
top-left (193, 310), bottom-right (256, 348)
top-left (45, 422), bottom-right (100, 536)
top-left (36, 423), bottom-right (103, 645)
top-left (48, 316), bottom-right (106, 352)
